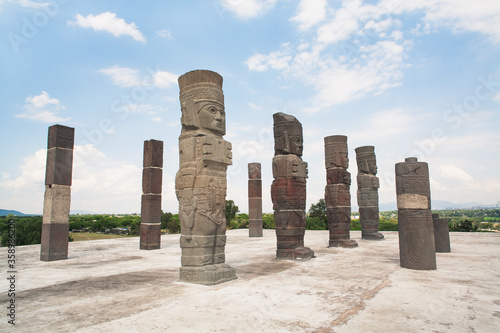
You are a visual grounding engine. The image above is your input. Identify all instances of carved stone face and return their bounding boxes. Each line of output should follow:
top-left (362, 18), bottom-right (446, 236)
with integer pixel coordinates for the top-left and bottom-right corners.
top-left (289, 135), bottom-right (303, 156)
top-left (339, 152), bottom-right (349, 169)
top-left (197, 102), bottom-right (225, 135)
top-left (368, 159), bottom-right (377, 175)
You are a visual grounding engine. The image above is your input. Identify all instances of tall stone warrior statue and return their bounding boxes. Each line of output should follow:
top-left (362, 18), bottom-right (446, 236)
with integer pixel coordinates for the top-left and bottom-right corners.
top-left (324, 135), bottom-right (358, 248)
top-left (355, 146), bottom-right (384, 240)
top-left (395, 157), bottom-right (436, 270)
top-left (175, 70), bottom-right (236, 285)
top-left (271, 112), bottom-right (314, 260)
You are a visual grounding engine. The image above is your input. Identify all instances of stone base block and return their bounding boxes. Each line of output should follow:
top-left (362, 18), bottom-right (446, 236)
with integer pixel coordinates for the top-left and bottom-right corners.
top-left (398, 209), bottom-right (436, 270)
top-left (433, 218), bottom-right (451, 253)
top-left (276, 247), bottom-right (314, 261)
top-left (40, 223), bottom-right (69, 261)
top-left (329, 239), bottom-right (358, 248)
top-left (249, 219), bottom-right (263, 237)
top-left (179, 264), bottom-right (237, 285)
top-left (362, 232), bottom-right (385, 240)
top-left (140, 223), bottom-right (161, 250)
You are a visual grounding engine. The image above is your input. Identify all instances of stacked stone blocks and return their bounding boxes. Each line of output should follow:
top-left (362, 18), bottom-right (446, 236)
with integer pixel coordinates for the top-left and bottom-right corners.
top-left (248, 163), bottom-right (263, 237)
top-left (40, 124), bottom-right (74, 261)
top-left (395, 157), bottom-right (436, 270)
top-left (140, 139), bottom-right (163, 250)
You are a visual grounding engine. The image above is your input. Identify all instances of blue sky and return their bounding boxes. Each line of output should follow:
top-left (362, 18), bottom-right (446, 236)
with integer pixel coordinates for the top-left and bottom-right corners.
top-left (1, 0), bottom-right (499, 214)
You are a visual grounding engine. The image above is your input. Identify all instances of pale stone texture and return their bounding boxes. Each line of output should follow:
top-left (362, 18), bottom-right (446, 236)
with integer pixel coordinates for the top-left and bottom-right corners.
top-left (140, 139), bottom-right (163, 250)
top-left (324, 135), bottom-right (358, 248)
top-left (248, 163), bottom-right (263, 237)
top-left (40, 124), bottom-right (74, 261)
top-left (175, 70), bottom-right (236, 284)
top-left (355, 146), bottom-right (384, 240)
top-left (395, 157), bottom-right (436, 270)
top-left (271, 112), bottom-right (314, 260)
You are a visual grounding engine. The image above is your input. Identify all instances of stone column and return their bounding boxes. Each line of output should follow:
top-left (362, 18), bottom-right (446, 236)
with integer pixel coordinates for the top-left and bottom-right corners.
top-left (248, 162), bottom-right (263, 237)
top-left (324, 135), bottom-right (358, 248)
top-left (271, 112), bottom-right (314, 260)
top-left (175, 69), bottom-right (236, 285)
top-left (140, 139), bottom-right (163, 250)
top-left (395, 157), bottom-right (436, 270)
top-left (40, 124), bottom-right (74, 261)
top-left (355, 146), bottom-right (384, 240)
top-left (432, 213), bottom-right (451, 253)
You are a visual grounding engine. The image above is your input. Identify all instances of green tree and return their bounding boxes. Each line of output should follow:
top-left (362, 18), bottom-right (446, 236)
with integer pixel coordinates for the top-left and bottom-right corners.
top-left (262, 213), bottom-right (275, 229)
top-left (308, 199), bottom-right (327, 226)
top-left (225, 200), bottom-right (239, 224)
top-left (306, 217), bottom-right (327, 230)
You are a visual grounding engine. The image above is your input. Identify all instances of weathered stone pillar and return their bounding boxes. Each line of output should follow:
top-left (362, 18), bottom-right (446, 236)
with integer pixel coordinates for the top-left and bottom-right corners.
top-left (324, 135), bottom-right (358, 248)
top-left (140, 139), bottom-right (163, 250)
top-left (395, 157), bottom-right (436, 270)
top-left (40, 124), bottom-right (74, 261)
top-left (271, 112), bottom-right (314, 260)
top-left (432, 213), bottom-right (451, 253)
top-left (355, 146), bottom-right (384, 240)
top-left (175, 69), bottom-right (236, 285)
top-left (248, 162), bottom-right (263, 237)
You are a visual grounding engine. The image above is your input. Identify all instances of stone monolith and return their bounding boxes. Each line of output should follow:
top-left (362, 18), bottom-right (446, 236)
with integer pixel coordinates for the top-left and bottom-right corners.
top-left (395, 157), bottom-right (436, 270)
top-left (324, 135), bottom-right (358, 248)
top-left (271, 112), bottom-right (314, 260)
top-left (248, 162), bottom-right (263, 237)
top-left (140, 139), bottom-right (163, 250)
top-left (175, 69), bottom-right (236, 285)
top-left (355, 146), bottom-right (384, 240)
top-left (40, 124), bottom-right (74, 261)
top-left (432, 213), bottom-right (451, 253)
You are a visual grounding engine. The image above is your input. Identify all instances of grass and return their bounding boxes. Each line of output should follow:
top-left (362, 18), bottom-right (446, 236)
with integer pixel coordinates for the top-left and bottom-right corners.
top-left (70, 232), bottom-right (137, 242)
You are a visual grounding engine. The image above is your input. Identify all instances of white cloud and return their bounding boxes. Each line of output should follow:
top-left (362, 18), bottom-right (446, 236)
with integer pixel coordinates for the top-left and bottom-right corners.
top-left (99, 66), bottom-right (178, 89)
top-left (152, 117), bottom-right (163, 122)
top-left (10, 0), bottom-right (48, 9)
top-left (127, 104), bottom-right (165, 115)
top-left (156, 29), bottom-right (173, 39)
top-left (219, 0), bottom-right (277, 19)
top-left (438, 164), bottom-right (474, 182)
top-left (68, 12), bottom-right (146, 43)
top-left (290, 0), bottom-right (327, 31)
top-left (99, 66), bottom-right (141, 87)
top-left (153, 71), bottom-right (178, 88)
top-left (493, 91), bottom-right (500, 103)
top-left (16, 91), bottom-right (70, 123)
top-left (245, 48), bottom-right (292, 72)
top-left (380, 0), bottom-right (500, 42)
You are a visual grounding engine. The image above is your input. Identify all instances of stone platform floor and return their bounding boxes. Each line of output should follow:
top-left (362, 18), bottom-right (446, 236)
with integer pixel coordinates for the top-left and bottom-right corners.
top-left (1, 230), bottom-right (499, 332)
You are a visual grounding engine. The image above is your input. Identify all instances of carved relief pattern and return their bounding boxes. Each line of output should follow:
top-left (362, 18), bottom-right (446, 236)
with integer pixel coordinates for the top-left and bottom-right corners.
top-left (395, 157), bottom-right (436, 270)
top-left (271, 112), bottom-right (314, 260)
top-left (175, 70), bottom-right (236, 285)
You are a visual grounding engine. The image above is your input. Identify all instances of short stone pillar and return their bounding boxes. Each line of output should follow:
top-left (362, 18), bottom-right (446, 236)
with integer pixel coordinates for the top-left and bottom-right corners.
top-left (40, 124), bottom-right (74, 261)
top-left (271, 112), bottom-right (314, 260)
top-left (432, 213), bottom-right (451, 253)
top-left (140, 139), bottom-right (163, 250)
top-left (248, 163), bottom-right (263, 237)
top-left (395, 157), bottom-right (436, 270)
top-left (175, 69), bottom-right (236, 285)
top-left (324, 135), bottom-right (358, 248)
top-left (355, 146), bottom-right (384, 240)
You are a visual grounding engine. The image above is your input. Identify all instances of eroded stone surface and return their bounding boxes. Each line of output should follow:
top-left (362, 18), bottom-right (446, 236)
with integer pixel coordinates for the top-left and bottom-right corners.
top-left (272, 112), bottom-right (314, 260)
top-left (41, 124), bottom-right (74, 261)
top-left (355, 146), bottom-right (384, 240)
top-left (140, 140), bottom-right (163, 250)
top-left (248, 163), bottom-right (263, 237)
top-left (175, 70), bottom-right (236, 284)
top-left (395, 157), bottom-right (436, 270)
top-left (325, 135), bottom-right (358, 248)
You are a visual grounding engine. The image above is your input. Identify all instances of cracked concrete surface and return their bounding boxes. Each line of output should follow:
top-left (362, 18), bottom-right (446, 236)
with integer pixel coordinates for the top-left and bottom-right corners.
top-left (1, 230), bottom-right (499, 332)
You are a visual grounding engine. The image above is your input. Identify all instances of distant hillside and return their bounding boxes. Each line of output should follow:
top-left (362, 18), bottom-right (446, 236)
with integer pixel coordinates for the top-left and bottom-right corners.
top-left (0, 209), bottom-right (30, 216)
